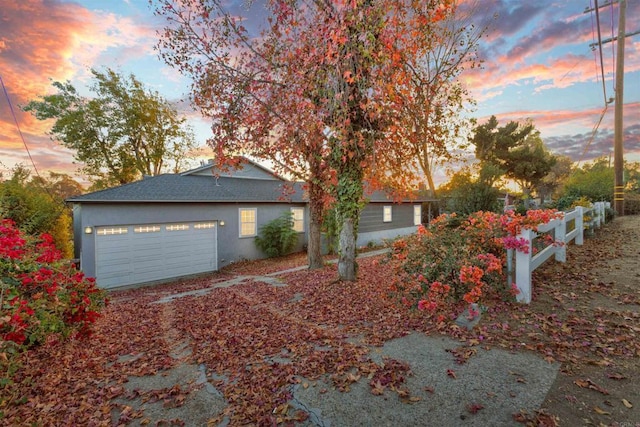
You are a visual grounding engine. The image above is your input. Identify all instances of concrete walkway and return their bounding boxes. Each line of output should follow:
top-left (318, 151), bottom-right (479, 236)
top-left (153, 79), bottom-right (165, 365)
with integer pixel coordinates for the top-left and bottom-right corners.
top-left (143, 247), bottom-right (561, 425)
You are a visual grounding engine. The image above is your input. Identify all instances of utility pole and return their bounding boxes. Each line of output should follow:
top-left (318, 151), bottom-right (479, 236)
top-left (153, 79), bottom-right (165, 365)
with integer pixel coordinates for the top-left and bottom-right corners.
top-left (587, 0), bottom-right (634, 215)
top-left (613, 0), bottom-right (626, 215)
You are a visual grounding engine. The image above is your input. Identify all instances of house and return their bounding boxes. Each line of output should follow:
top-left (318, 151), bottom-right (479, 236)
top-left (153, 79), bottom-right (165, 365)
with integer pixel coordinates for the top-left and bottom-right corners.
top-left (68, 159), bottom-right (430, 289)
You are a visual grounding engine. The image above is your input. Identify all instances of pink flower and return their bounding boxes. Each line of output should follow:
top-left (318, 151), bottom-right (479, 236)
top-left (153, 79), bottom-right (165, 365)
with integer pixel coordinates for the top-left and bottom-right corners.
top-left (501, 236), bottom-right (530, 253)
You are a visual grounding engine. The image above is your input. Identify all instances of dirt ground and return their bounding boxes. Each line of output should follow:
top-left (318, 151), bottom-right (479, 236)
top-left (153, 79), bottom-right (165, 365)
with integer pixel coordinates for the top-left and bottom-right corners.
top-left (535, 215), bottom-right (640, 426)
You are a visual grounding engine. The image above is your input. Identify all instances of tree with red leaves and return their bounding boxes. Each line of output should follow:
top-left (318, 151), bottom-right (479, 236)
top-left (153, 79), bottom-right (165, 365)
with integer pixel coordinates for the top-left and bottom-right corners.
top-left (154, 0), bottom-right (460, 280)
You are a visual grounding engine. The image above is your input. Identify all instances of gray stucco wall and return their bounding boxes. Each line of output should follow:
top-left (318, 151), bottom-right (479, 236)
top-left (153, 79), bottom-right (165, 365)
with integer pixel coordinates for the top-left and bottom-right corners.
top-left (75, 202), bottom-right (307, 279)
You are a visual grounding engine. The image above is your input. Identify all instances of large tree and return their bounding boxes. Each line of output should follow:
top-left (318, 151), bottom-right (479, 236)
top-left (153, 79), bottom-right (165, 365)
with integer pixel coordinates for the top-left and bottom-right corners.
top-left (391, 1), bottom-right (487, 196)
top-left (155, 0), bottom-right (457, 280)
top-left (24, 68), bottom-right (196, 189)
top-left (471, 115), bottom-right (556, 199)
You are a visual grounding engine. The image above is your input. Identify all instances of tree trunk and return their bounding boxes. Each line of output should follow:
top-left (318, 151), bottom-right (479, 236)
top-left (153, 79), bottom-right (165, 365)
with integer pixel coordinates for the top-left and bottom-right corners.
top-left (422, 152), bottom-right (437, 198)
top-left (306, 176), bottom-right (325, 269)
top-left (337, 217), bottom-right (357, 281)
top-left (307, 206), bottom-right (324, 269)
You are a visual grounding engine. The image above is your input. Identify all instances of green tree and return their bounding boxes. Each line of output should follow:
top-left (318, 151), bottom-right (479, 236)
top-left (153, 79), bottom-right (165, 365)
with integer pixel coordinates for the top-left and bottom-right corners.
top-left (624, 162), bottom-right (640, 193)
top-left (561, 158), bottom-right (614, 206)
top-left (0, 166), bottom-right (74, 257)
top-left (28, 171), bottom-right (84, 201)
top-left (470, 116), bottom-right (556, 200)
top-left (24, 68), bottom-right (196, 190)
top-left (438, 165), bottom-right (501, 215)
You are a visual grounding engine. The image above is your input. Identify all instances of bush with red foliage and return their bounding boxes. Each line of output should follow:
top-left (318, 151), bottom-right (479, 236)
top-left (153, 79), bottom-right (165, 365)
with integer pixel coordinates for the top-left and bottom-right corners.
top-left (390, 209), bottom-right (562, 318)
top-left (0, 219), bottom-right (106, 361)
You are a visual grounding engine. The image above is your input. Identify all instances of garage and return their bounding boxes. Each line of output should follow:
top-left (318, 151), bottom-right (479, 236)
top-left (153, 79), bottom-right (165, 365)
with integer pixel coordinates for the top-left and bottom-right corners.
top-left (94, 221), bottom-right (218, 289)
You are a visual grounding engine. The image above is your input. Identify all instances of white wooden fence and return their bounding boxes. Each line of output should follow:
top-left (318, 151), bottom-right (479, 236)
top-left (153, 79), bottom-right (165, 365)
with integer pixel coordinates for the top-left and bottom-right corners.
top-left (509, 202), bottom-right (610, 303)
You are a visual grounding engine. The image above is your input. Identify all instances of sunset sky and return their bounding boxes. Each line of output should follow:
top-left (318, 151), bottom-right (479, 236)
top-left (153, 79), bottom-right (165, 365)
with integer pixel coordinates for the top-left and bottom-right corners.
top-left (0, 0), bottom-right (639, 185)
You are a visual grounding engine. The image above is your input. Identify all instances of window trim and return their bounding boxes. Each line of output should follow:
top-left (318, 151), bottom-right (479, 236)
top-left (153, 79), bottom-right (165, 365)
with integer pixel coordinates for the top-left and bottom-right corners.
top-left (290, 207), bottom-right (305, 233)
top-left (413, 205), bottom-right (422, 226)
top-left (239, 208), bottom-right (257, 238)
top-left (383, 205), bottom-right (392, 223)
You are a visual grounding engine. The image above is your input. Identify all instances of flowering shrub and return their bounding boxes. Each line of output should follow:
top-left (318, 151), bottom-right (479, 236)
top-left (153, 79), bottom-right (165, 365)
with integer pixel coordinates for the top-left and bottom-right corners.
top-left (390, 210), bottom-right (562, 319)
top-left (0, 219), bottom-right (106, 380)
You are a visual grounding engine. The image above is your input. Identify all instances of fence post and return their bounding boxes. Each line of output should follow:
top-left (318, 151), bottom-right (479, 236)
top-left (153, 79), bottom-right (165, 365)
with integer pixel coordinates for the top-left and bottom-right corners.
top-left (506, 248), bottom-right (514, 286)
top-left (556, 213), bottom-right (567, 262)
top-left (595, 202), bottom-right (602, 228)
top-left (599, 202), bottom-right (606, 225)
top-left (515, 228), bottom-right (534, 304)
top-left (575, 206), bottom-right (584, 245)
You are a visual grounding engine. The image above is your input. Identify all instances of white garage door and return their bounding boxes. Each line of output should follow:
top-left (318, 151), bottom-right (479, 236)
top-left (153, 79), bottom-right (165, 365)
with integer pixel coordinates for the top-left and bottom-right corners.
top-left (95, 221), bottom-right (218, 289)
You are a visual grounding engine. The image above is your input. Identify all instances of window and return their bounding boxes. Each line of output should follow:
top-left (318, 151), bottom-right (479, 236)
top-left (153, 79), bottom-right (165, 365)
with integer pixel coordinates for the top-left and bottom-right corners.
top-left (383, 205), bottom-right (392, 223)
top-left (194, 222), bottom-right (216, 229)
top-left (134, 225), bottom-right (161, 233)
top-left (291, 207), bottom-right (304, 232)
top-left (97, 227), bottom-right (128, 236)
top-left (166, 224), bottom-right (189, 231)
top-left (414, 205), bottom-right (422, 226)
top-left (239, 208), bottom-right (257, 237)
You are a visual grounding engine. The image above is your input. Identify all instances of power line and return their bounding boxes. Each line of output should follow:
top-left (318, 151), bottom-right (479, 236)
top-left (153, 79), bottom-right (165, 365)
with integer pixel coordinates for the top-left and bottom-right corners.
top-left (0, 73), bottom-right (43, 181)
top-left (0, 74), bottom-right (69, 212)
top-left (575, 105), bottom-right (609, 169)
top-left (592, 0), bottom-right (610, 104)
top-left (609, 0), bottom-right (616, 80)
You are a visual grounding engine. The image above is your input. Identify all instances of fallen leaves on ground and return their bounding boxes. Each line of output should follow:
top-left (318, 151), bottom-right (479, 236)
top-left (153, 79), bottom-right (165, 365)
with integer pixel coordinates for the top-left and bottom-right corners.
top-left (3, 217), bottom-right (640, 425)
top-left (574, 378), bottom-right (609, 395)
top-left (467, 402), bottom-right (484, 414)
top-left (513, 409), bottom-right (559, 426)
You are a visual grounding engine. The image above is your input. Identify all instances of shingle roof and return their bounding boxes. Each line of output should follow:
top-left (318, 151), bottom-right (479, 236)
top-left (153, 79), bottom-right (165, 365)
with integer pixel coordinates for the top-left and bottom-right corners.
top-left (67, 175), bottom-right (307, 203)
top-left (67, 173), bottom-right (435, 204)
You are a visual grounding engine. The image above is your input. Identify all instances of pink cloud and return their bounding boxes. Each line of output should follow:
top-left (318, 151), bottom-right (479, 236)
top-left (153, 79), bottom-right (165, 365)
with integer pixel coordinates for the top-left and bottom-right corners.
top-left (465, 0), bottom-right (640, 101)
top-left (0, 0), bottom-right (161, 177)
top-left (475, 103), bottom-right (640, 162)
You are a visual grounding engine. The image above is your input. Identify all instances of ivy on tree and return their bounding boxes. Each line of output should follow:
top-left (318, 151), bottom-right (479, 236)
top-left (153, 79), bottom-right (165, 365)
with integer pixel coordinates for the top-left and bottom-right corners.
top-left (23, 68), bottom-right (196, 190)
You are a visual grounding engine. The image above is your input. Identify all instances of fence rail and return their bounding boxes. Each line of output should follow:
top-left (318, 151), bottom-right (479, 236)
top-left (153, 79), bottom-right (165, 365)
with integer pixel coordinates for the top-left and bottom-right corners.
top-left (510, 202), bottom-right (610, 303)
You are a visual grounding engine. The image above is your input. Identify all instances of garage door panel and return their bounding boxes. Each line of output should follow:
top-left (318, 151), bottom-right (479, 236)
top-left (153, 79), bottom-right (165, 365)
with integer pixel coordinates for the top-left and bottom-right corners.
top-left (132, 259), bottom-right (166, 272)
top-left (132, 241), bottom-right (163, 252)
top-left (95, 222), bottom-right (218, 288)
top-left (95, 268), bottom-right (132, 288)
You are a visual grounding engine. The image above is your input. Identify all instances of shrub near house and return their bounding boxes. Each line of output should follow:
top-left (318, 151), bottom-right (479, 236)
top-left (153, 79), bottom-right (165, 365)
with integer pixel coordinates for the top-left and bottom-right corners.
top-left (0, 219), bottom-right (106, 385)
